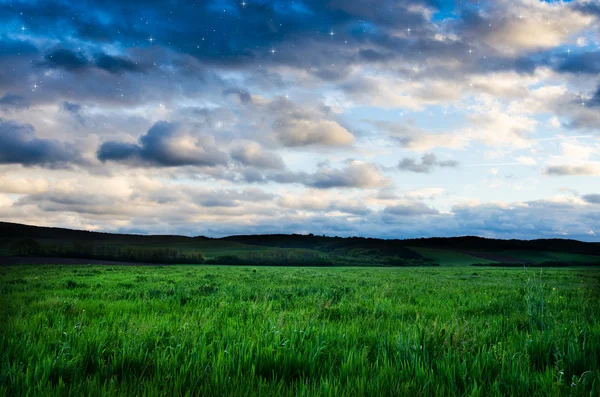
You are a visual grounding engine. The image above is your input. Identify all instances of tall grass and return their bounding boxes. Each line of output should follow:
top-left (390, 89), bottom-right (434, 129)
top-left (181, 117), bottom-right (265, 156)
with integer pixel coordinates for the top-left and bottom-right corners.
top-left (1, 265), bottom-right (599, 396)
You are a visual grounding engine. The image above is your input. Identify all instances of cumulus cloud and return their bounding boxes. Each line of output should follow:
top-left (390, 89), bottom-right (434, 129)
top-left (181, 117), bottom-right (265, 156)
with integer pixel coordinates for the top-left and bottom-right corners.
top-left (544, 164), bottom-right (600, 176)
top-left (398, 153), bottom-right (459, 173)
top-left (0, 119), bottom-right (79, 167)
top-left (0, 177), bottom-right (50, 194)
top-left (383, 202), bottom-right (439, 217)
top-left (467, 0), bottom-right (594, 55)
top-left (305, 161), bottom-right (388, 189)
top-left (187, 187), bottom-right (274, 208)
top-left (97, 121), bottom-right (229, 167)
top-left (230, 142), bottom-right (285, 170)
top-left (268, 99), bottom-right (355, 147)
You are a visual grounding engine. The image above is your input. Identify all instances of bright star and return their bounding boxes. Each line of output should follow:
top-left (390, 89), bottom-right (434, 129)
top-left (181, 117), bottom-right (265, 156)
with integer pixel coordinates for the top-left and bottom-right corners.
top-left (149, 37), bottom-right (154, 43)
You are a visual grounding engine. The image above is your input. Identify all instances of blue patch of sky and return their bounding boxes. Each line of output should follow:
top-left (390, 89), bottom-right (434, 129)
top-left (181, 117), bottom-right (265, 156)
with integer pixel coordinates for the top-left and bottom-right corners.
top-left (430, 0), bottom-right (458, 22)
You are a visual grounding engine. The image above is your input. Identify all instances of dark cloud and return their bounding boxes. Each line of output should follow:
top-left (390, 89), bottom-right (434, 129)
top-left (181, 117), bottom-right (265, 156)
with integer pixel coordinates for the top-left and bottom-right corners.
top-left (97, 121), bottom-right (229, 167)
top-left (94, 54), bottom-right (142, 74)
top-left (0, 93), bottom-right (30, 111)
top-left (0, 118), bottom-right (79, 167)
top-left (223, 88), bottom-right (253, 104)
top-left (544, 164), bottom-right (600, 176)
top-left (398, 153), bottom-right (459, 173)
top-left (61, 101), bottom-right (84, 123)
top-left (591, 85), bottom-right (600, 107)
top-left (582, 194), bottom-right (600, 204)
top-left (43, 49), bottom-right (89, 71)
top-left (43, 49), bottom-right (143, 74)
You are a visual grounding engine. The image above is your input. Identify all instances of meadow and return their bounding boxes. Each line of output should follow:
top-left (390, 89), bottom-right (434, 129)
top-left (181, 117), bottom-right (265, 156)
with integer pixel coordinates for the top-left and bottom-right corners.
top-left (1, 265), bottom-right (599, 396)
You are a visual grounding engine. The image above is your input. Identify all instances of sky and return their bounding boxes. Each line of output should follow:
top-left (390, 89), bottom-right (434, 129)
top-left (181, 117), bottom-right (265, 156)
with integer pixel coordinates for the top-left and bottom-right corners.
top-left (0, 0), bottom-right (599, 240)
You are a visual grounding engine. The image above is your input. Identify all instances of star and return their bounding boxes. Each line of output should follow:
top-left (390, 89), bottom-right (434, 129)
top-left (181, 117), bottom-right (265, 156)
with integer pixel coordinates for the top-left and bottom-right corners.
top-left (329, 31), bottom-right (335, 37)
top-left (20, 25), bottom-right (26, 32)
top-left (241, 1), bottom-right (247, 7)
top-left (270, 48), bottom-right (276, 54)
top-left (148, 37), bottom-right (154, 43)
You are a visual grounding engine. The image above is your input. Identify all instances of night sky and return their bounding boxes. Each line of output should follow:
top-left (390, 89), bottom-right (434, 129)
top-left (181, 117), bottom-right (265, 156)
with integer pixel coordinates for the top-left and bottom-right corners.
top-left (1, 0), bottom-right (599, 239)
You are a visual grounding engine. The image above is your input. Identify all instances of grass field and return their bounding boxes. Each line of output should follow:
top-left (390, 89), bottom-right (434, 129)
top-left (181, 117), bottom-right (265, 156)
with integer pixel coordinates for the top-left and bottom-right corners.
top-left (410, 247), bottom-right (600, 266)
top-left (409, 247), bottom-right (499, 266)
top-left (1, 265), bottom-right (599, 396)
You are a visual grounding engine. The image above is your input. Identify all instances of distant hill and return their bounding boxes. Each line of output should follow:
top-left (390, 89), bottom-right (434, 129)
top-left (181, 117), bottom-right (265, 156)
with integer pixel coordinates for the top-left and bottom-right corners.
top-left (1, 222), bottom-right (599, 266)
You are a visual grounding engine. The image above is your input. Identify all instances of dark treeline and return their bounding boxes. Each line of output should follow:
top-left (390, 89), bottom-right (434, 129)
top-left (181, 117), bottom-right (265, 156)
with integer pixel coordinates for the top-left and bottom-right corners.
top-left (222, 234), bottom-right (425, 259)
top-left (206, 249), bottom-right (438, 267)
top-left (9, 239), bottom-right (205, 264)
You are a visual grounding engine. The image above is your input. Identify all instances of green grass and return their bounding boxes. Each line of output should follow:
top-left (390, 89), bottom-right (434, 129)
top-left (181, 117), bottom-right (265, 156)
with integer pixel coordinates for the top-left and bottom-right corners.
top-left (1, 265), bottom-right (599, 396)
top-left (410, 247), bottom-right (499, 266)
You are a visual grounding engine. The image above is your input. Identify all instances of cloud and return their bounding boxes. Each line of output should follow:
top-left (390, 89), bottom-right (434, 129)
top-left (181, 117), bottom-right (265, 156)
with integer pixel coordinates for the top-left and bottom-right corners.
top-left (464, 0), bottom-right (594, 55)
top-left (268, 99), bottom-right (355, 147)
top-left (61, 101), bottom-right (84, 123)
top-left (276, 118), bottom-right (355, 147)
top-left (42, 48), bottom-right (143, 75)
top-left (582, 194), bottom-right (600, 204)
top-left (0, 177), bottom-right (50, 194)
top-left (230, 142), bottom-right (285, 170)
top-left (97, 121), bottom-right (229, 167)
top-left (398, 153), bottom-right (459, 173)
top-left (0, 93), bottom-right (30, 111)
top-left (516, 156), bottom-right (537, 166)
top-left (0, 118), bottom-right (79, 167)
top-left (305, 161), bottom-right (388, 189)
top-left (375, 121), bottom-right (466, 151)
top-left (43, 49), bottom-right (89, 71)
top-left (223, 88), bottom-right (253, 104)
top-left (188, 187), bottom-right (274, 208)
top-left (270, 161), bottom-right (388, 189)
top-left (383, 202), bottom-right (439, 217)
top-left (544, 164), bottom-right (600, 176)
top-left (94, 54), bottom-right (142, 74)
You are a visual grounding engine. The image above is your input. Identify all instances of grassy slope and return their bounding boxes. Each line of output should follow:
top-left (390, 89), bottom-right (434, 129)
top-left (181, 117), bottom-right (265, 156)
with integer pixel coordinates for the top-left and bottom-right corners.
top-left (411, 247), bottom-right (600, 266)
top-left (1, 265), bottom-right (599, 396)
top-left (410, 247), bottom-right (499, 266)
